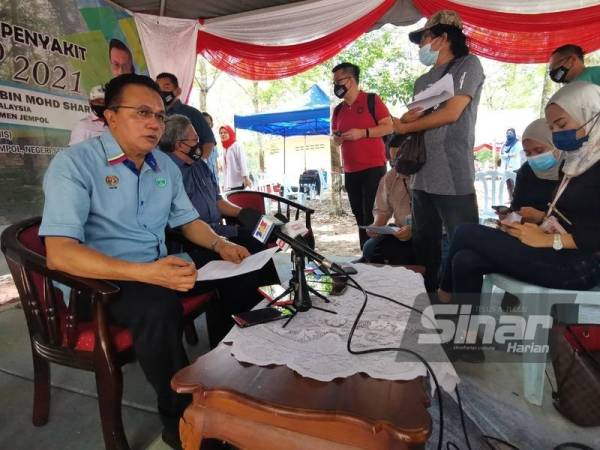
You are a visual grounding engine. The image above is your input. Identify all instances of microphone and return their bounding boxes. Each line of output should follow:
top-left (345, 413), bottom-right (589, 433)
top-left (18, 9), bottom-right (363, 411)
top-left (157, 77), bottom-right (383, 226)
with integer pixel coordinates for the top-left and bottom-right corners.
top-left (238, 208), bottom-right (344, 274)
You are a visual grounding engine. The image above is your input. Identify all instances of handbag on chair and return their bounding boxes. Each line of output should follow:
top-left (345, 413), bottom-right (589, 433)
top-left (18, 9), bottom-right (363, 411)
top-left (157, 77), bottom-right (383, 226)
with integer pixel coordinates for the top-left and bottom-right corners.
top-left (549, 304), bottom-right (600, 427)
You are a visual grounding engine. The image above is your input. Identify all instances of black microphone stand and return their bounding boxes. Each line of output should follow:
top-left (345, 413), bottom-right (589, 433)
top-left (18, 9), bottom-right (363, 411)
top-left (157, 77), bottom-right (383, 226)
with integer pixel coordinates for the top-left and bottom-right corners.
top-left (267, 247), bottom-right (336, 327)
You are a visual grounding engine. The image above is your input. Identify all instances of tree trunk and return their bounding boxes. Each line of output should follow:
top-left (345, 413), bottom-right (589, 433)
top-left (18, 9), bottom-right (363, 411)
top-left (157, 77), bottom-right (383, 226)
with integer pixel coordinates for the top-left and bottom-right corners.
top-left (196, 58), bottom-right (208, 112)
top-left (329, 140), bottom-right (343, 216)
top-left (538, 72), bottom-right (554, 118)
top-left (251, 82), bottom-right (265, 172)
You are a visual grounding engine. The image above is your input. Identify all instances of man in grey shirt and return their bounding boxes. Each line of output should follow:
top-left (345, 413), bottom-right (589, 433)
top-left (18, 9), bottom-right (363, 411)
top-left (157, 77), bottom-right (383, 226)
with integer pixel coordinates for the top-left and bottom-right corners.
top-left (393, 10), bottom-right (484, 292)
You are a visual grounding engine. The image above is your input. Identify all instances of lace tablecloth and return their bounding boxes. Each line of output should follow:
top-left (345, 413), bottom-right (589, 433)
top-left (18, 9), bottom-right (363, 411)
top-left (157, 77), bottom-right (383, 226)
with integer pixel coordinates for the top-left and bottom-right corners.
top-left (224, 264), bottom-right (459, 393)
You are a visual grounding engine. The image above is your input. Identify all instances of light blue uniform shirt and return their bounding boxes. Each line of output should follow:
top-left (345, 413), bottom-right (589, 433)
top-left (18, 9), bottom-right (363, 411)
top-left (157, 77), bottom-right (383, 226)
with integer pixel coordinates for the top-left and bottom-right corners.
top-left (39, 131), bottom-right (199, 263)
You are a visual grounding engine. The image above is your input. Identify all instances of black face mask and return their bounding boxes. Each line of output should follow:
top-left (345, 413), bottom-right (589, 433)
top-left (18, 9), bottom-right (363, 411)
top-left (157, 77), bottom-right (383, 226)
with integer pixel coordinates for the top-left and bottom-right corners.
top-left (90, 104), bottom-right (105, 119)
top-left (333, 83), bottom-right (348, 99)
top-left (183, 142), bottom-right (201, 160)
top-left (160, 90), bottom-right (175, 105)
top-left (549, 65), bottom-right (569, 84)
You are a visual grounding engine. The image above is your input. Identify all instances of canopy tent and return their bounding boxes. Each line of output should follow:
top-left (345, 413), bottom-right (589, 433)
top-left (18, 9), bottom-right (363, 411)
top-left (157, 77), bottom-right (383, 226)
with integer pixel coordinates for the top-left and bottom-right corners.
top-left (113, 0), bottom-right (600, 102)
top-left (234, 84), bottom-right (331, 174)
top-left (234, 85), bottom-right (330, 137)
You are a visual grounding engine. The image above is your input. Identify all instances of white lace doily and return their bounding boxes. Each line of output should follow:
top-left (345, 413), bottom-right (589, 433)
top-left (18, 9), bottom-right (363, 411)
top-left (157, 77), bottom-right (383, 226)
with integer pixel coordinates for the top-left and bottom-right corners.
top-left (224, 264), bottom-right (459, 393)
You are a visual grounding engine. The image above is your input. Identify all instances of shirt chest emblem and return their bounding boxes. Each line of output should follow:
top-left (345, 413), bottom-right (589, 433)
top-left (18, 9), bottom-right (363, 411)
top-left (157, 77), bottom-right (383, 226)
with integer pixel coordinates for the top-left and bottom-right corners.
top-left (155, 176), bottom-right (167, 188)
top-left (105, 175), bottom-right (119, 189)
top-left (356, 106), bottom-right (365, 114)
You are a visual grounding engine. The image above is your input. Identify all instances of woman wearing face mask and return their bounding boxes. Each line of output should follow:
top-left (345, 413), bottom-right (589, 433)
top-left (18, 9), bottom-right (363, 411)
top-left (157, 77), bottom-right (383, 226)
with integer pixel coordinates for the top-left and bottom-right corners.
top-left (391, 10), bottom-right (485, 293)
top-left (506, 119), bottom-right (562, 223)
top-left (438, 81), bottom-right (600, 313)
top-left (220, 125), bottom-right (251, 191)
top-left (500, 128), bottom-right (523, 172)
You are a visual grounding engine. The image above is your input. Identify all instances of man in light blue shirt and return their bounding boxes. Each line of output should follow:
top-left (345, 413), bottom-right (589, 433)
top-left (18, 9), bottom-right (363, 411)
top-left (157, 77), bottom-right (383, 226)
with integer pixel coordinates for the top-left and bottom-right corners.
top-left (39, 74), bottom-right (248, 450)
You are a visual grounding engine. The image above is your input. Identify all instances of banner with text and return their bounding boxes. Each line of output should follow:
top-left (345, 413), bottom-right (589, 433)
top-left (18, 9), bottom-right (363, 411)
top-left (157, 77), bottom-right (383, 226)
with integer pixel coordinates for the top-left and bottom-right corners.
top-left (0, 0), bottom-right (147, 230)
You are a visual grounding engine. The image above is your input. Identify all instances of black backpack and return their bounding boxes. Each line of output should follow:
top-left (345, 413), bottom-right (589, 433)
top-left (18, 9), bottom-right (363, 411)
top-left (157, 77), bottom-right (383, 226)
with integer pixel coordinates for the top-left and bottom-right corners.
top-left (333, 93), bottom-right (392, 145)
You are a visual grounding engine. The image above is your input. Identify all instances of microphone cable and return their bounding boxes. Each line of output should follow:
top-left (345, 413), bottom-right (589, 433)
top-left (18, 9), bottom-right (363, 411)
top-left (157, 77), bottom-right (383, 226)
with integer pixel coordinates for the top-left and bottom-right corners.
top-left (336, 272), bottom-right (522, 450)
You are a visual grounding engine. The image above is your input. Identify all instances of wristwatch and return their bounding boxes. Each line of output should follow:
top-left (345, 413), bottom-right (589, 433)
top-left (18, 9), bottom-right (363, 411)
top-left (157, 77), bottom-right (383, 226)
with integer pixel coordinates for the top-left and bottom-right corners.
top-left (552, 234), bottom-right (563, 251)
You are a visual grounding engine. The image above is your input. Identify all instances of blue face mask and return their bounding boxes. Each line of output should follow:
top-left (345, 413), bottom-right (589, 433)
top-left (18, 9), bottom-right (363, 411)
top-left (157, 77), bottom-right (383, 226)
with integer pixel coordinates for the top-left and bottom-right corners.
top-left (552, 129), bottom-right (589, 152)
top-left (419, 43), bottom-right (439, 66)
top-left (552, 112), bottom-right (600, 152)
top-left (527, 152), bottom-right (558, 172)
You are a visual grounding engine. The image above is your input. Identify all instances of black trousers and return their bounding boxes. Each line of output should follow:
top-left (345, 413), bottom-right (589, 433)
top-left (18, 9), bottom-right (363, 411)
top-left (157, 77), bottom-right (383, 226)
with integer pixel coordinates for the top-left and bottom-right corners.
top-left (107, 281), bottom-right (191, 426)
top-left (411, 190), bottom-right (479, 292)
top-left (186, 228), bottom-right (280, 347)
top-left (362, 234), bottom-right (415, 265)
top-left (344, 166), bottom-right (386, 249)
top-left (441, 224), bottom-right (600, 298)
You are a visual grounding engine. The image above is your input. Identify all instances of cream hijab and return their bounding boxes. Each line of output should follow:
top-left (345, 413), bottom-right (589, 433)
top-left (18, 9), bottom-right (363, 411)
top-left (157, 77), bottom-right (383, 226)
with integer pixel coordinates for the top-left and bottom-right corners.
top-left (546, 81), bottom-right (600, 177)
top-left (521, 118), bottom-right (562, 181)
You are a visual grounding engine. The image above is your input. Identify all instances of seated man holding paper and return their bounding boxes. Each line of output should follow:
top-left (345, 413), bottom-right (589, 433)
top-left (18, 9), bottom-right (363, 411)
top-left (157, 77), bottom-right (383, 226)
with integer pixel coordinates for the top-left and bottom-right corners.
top-left (158, 113), bottom-right (280, 346)
top-left (361, 137), bottom-right (415, 265)
top-left (39, 74), bottom-right (250, 449)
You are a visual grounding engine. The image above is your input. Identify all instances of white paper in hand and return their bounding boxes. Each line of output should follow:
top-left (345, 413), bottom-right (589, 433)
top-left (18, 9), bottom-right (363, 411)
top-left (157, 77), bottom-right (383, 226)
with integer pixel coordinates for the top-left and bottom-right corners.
top-left (407, 73), bottom-right (454, 111)
top-left (196, 247), bottom-right (278, 281)
top-left (359, 225), bottom-right (400, 235)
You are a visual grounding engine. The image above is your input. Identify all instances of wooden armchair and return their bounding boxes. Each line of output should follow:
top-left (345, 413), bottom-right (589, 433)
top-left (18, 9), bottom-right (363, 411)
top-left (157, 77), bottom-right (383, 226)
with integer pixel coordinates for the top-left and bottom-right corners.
top-left (224, 190), bottom-right (316, 249)
top-left (0, 217), bottom-right (213, 450)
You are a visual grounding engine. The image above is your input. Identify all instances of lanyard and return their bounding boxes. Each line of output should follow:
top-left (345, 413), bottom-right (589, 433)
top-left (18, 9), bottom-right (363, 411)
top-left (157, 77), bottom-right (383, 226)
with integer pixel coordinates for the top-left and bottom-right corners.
top-left (546, 175), bottom-right (572, 224)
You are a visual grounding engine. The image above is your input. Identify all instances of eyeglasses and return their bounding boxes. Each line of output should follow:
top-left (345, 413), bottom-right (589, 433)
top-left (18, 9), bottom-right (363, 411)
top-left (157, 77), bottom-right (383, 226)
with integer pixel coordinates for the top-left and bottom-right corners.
top-left (178, 139), bottom-right (200, 148)
top-left (334, 76), bottom-right (352, 84)
top-left (550, 56), bottom-right (570, 70)
top-left (110, 105), bottom-right (166, 124)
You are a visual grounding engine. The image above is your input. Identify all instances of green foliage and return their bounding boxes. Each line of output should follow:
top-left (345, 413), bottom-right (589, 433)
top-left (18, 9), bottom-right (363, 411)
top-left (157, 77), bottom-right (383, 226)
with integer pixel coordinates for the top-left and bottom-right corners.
top-left (475, 148), bottom-right (493, 164)
top-left (333, 26), bottom-right (419, 106)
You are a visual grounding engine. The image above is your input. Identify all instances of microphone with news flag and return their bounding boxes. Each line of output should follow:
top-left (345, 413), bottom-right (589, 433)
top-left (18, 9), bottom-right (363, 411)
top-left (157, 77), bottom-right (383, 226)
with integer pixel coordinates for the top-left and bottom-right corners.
top-left (238, 207), bottom-right (341, 314)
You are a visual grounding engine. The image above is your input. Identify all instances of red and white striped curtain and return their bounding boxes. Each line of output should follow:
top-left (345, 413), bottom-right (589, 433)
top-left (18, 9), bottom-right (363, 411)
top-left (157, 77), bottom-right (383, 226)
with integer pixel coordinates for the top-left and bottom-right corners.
top-left (412, 0), bottom-right (600, 63)
top-left (196, 0), bottom-right (397, 80)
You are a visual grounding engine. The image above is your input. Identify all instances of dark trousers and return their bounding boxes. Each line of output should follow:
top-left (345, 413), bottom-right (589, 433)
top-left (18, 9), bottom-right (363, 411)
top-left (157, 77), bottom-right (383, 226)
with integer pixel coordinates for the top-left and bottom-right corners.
top-left (362, 234), bottom-right (415, 265)
top-left (440, 224), bottom-right (600, 299)
top-left (411, 190), bottom-right (479, 292)
top-left (344, 166), bottom-right (386, 249)
top-left (186, 229), bottom-right (280, 348)
top-left (107, 282), bottom-right (191, 426)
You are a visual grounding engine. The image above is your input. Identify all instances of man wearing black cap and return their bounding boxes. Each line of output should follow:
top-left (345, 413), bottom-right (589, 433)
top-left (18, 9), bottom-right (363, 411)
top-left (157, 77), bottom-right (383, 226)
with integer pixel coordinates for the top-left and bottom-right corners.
top-left (392, 10), bottom-right (485, 293)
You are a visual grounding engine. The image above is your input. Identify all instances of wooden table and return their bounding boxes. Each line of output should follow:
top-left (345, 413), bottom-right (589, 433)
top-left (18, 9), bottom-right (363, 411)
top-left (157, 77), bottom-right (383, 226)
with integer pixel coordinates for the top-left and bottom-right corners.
top-left (172, 343), bottom-right (432, 450)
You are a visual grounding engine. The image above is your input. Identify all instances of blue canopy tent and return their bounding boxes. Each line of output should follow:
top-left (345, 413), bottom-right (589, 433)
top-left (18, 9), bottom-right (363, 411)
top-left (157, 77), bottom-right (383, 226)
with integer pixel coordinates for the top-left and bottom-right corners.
top-left (234, 84), bottom-right (331, 174)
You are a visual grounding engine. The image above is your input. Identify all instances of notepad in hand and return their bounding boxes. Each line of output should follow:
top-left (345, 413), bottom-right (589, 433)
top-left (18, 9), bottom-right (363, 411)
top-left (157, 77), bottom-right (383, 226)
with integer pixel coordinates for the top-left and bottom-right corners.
top-left (359, 225), bottom-right (400, 235)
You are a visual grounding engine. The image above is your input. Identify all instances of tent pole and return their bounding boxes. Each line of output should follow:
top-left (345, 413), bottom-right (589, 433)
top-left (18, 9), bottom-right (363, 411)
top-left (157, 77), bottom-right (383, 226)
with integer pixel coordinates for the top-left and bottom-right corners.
top-left (283, 135), bottom-right (286, 175)
top-left (159, 0), bottom-right (166, 16)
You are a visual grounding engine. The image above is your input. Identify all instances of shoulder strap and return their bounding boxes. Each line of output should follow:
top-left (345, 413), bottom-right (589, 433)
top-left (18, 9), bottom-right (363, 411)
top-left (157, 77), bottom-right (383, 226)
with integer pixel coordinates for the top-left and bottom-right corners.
top-left (440, 59), bottom-right (456, 79)
top-left (367, 93), bottom-right (378, 126)
top-left (333, 102), bottom-right (343, 119)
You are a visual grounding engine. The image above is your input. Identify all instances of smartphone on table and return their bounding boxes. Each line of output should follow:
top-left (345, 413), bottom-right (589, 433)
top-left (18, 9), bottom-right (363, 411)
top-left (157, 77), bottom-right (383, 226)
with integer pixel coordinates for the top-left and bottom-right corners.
top-left (258, 284), bottom-right (293, 306)
top-left (232, 306), bottom-right (293, 328)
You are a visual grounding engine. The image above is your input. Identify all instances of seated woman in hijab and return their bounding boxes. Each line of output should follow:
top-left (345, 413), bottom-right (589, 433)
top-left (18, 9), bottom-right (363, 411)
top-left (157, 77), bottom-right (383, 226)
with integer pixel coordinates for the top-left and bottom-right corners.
top-left (499, 118), bottom-right (562, 223)
top-left (439, 81), bottom-right (600, 307)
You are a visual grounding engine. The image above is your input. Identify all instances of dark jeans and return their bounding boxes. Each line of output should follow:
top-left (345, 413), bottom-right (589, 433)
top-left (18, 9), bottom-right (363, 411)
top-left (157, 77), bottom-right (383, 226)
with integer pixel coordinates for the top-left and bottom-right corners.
top-left (441, 224), bottom-right (600, 300)
top-left (362, 234), bottom-right (415, 265)
top-left (344, 166), bottom-right (386, 249)
top-left (107, 282), bottom-right (191, 425)
top-left (411, 190), bottom-right (479, 292)
top-left (186, 229), bottom-right (280, 347)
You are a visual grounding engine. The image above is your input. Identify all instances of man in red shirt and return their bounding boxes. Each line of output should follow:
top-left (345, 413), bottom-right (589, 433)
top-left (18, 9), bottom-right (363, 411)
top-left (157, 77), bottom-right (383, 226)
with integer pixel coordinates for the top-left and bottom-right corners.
top-left (331, 62), bottom-right (393, 249)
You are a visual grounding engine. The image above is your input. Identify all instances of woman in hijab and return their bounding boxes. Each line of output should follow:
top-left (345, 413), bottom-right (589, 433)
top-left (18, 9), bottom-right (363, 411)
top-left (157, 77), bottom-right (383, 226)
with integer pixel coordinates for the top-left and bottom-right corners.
top-left (500, 127), bottom-right (524, 172)
top-left (507, 118), bottom-right (562, 223)
top-left (219, 125), bottom-right (251, 191)
top-left (439, 81), bottom-right (600, 303)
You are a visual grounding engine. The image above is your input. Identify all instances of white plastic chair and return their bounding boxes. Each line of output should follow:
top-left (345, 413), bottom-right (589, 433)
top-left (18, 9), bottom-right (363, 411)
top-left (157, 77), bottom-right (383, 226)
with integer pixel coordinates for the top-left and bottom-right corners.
top-left (481, 273), bottom-right (600, 406)
top-left (475, 170), bottom-right (515, 221)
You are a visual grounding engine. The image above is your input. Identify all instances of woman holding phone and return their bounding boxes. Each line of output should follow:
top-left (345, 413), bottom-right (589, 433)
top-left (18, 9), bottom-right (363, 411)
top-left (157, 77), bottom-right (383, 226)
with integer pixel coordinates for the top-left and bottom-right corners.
top-left (439, 82), bottom-right (600, 306)
top-left (503, 118), bottom-right (562, 222)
